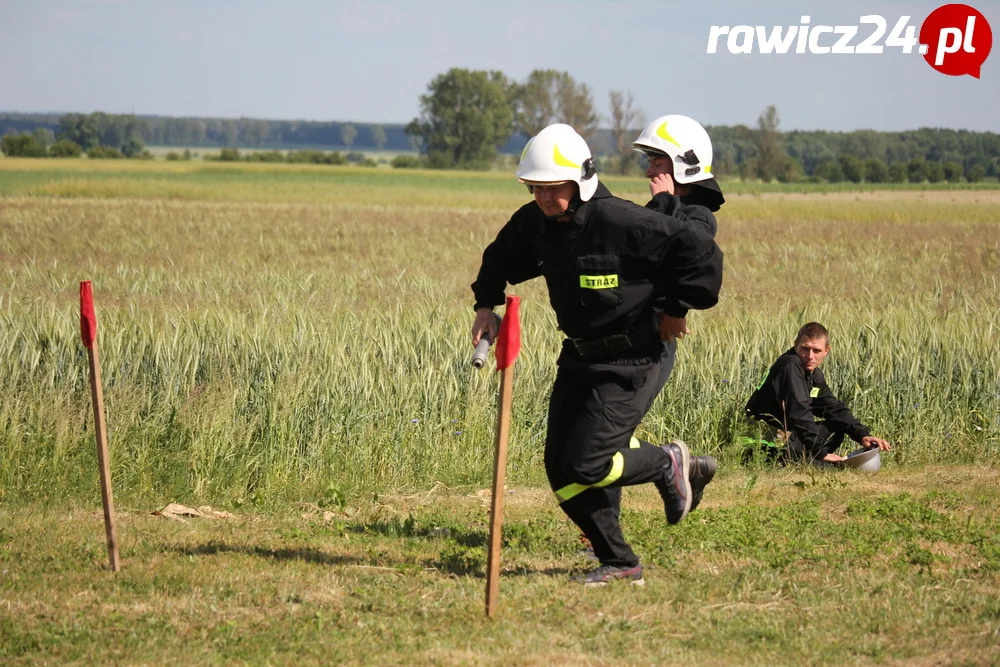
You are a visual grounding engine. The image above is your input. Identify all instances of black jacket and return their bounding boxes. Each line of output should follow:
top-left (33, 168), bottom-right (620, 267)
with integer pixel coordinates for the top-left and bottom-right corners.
top-left (471, 183), bottom-right (723, 340)
top-left (746, 348), bottom-right (871, 451)
top-left (647, 192), bottom-right (718, 238)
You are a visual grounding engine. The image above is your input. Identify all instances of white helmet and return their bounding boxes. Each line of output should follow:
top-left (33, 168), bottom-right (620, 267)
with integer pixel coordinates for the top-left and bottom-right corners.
top-left (844, 448), bottom-right (882, 473)
top-left (517, 123), bottom-right (598, 202)
top-left (632, 115), bottom-right (714, 185)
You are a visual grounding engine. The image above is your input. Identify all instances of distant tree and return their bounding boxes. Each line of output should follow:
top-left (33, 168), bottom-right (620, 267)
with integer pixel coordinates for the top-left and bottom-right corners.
top-left (965, 164), bottom-right (985, 182)
top-left (738, 157), bottom-right (759, 181)
top-left (813, 159), bottom-right (844, 183)
top-left (942, 160), bottom-right (964, 182)
top-left (220, 120), bottom-right (239, 147)
top-left (887, 162), bottom-right (907, 183)
top-left (166, 151), bottom-right (181, 161)
top-left (96, 113), bottom-right (130, 150)
top-left (517, 70), bottom-right (600, 144)
top-left (87, 145), bottom-right (122, 159)
top-left (33, 128), bottom-right (55, 149)
top-left (241, 118), bottom-right (270, 148)
top-left (246, 150), bottom-right (285, 163)
top-left (405, 68), bottom-right (516, 169)
top-left (838, 154), bottom-right (865, 183)
top-left (345, 151), bottom-right (377, 167)
top-left (286, 150), bottom-right (347, 165)
top-left (0, 132), bottom-right (46, 157)
top-left (517, 70), bottom-right (559, 138)
top-left (607, 90), bottom-right (644, 175)
top-left (926, 161), bottom-right (945, 183)
top-left (340, 123), bottom-right (357, 149)
top-left (776, 157), bottom-right (805, 183)
top-left (864, 158), bottom-right (888, 183)
top-left (907, 157), bottom-right (928, 183)
top-left (391, 154), bottom-right (424, 168)
top-left (59, 113), bottom-right (98, 149)
top-left (372, 124), bottom-right (387, 151)
top-left (121, 136), bottom-right (146, 158)
top-left (752, 105), bottom-right (791, 182)
top-left (48, 139), bottom-right (82, 157)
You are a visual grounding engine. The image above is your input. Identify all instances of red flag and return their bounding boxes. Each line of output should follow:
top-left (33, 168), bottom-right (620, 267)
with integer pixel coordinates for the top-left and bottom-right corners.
top-left (495, 295), bottom-right (521, 371)
top-left (80, 281), bottom-right (97, 349)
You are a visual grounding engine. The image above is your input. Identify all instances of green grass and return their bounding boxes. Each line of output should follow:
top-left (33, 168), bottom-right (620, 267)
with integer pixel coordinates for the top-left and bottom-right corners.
top-left (1, 158), bottom-right (999, 663)
top-left (2, 158), bottom-right (999, 204)
top-left (1, 165), bottom-right (998, 505)
top-left (1, 469), bottom-right (997, 665)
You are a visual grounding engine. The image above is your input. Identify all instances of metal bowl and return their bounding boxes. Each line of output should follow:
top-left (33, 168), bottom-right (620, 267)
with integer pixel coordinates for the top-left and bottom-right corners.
top-left (844, 447), bottom-right (881, 472)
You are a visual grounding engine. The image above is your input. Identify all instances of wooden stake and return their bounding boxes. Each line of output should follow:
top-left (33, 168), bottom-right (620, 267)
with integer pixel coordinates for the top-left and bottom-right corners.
top-left (87, 340), bottom-right (120, 572)
top-left (485, 361), bottom-right (514, 618)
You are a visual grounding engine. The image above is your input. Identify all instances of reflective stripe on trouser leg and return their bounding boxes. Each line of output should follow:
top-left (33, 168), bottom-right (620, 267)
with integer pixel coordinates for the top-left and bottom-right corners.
top-left (607, 436), bottom-right (643, 517)
top-left (554, 451), bottom-right (624, 503)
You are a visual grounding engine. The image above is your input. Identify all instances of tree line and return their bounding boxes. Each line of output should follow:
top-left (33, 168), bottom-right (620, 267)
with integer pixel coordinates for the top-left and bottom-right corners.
top-left (0, 112), bottom-right (413, 153)
top-left (2, 68), bottom-right (999, 181)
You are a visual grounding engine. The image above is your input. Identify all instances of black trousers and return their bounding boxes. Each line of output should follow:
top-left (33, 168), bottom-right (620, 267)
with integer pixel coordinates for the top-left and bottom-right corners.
top-left (785, 424), bottom-right (846, 462)
top-left (746, 419), bottom-right (847, 463)
top-left (544, 340), bottom-right (676, 568)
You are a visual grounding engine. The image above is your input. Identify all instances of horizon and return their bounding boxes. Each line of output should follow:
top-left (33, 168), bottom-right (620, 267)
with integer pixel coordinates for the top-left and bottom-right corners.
top-left (2, 110), bottom-right (997, 137)
top-left (1, 0), bottom-right (997, 134)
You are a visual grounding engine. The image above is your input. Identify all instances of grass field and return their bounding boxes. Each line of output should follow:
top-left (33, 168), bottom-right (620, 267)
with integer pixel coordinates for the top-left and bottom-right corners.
top-left (1, 159), bottom-right (998, 664)
top-left (139, 145), bottom-right (415, 166)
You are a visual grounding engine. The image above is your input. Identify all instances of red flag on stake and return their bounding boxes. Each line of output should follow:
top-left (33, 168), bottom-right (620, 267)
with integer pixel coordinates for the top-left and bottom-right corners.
top-left (494, 295), bottom-right (520, 371)
top-left (485, 294), bottom-right (520, 618)
top-left (80, 281), bottom-right (97, 348)
top-left (79, 280), bottom-right (120, 572)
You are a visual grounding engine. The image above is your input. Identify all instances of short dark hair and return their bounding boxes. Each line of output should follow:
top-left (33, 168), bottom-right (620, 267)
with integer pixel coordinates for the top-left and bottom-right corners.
top-left (795, 322), bottom-right (829, 346)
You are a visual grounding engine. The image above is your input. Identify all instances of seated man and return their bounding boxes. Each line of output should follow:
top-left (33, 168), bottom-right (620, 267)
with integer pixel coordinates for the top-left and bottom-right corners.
top-left (745, 322), bottom-right (892, 464)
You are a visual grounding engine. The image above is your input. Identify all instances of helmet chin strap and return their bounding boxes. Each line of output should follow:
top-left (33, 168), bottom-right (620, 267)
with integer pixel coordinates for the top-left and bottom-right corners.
top-left (544, 192), bottom-right (583, 221)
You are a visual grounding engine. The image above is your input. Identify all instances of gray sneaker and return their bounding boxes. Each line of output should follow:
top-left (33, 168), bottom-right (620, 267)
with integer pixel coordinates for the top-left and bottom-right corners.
top-left (689, 455), bottom-right (718, 512)
top-left (654, 440), bottom-right (692, 525)
top-left (573, 563), bottom-right (645, 586)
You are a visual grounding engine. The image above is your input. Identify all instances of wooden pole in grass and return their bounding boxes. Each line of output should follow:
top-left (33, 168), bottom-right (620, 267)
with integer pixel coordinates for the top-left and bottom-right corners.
top-left (80, 281), bottom-right (120, 572)
top-left (484, 296), bottom-right (520, 618)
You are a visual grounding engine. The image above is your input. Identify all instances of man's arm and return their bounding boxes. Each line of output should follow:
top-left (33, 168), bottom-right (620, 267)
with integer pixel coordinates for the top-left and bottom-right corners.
top-left (811, 376), bottom-right (871, 443)
top-left (470, 211), bottom-right (542, 312)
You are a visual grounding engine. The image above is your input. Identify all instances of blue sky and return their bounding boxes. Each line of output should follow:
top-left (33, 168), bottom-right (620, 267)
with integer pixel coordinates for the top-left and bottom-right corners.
top-left (1, 0), bottom-right (998, 132)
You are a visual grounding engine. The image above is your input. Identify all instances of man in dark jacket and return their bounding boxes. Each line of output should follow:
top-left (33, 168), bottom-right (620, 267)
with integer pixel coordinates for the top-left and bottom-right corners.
top-left (470, 124), bottom-right (723, 586)
top-left (745, 322), bottom-right (892, 464)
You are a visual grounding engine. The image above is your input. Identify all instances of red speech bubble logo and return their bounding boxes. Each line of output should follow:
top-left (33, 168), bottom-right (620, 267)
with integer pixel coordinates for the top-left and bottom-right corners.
top-left (920, 4), bottom-right (992, 78)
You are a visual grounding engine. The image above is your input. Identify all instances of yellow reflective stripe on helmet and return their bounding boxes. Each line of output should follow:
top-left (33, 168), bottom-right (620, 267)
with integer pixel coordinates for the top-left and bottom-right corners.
top-left (629, 437), bottom-right (641, 449)
top-left (520, 138), bottom-right (534, 162)
top-left (553, 452), bottom-right (625, 502)
top-left (704, 164), bottom-right (712, 173)
top-left (552, 143), bottom-right (581, 169)
top-left (656, 121), bottom-right (681, 147)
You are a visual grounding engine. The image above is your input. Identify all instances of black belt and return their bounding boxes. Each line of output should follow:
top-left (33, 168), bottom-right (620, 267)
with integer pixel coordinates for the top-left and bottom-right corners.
top-left (569, 328), bottom-right (660, 362)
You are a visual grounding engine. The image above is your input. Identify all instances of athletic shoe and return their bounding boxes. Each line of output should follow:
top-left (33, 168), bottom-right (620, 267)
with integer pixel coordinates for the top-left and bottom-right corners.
top-left (689, 455), bottom-right (718, 512)
top-left (573, 563), bottom-right (645, 586)
top-left (654, 440), bottom-right (692, 525)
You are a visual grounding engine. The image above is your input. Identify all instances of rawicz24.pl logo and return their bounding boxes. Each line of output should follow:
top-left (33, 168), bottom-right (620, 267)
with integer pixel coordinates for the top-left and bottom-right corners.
top-left (707, 3), bottom-right (993, 78)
